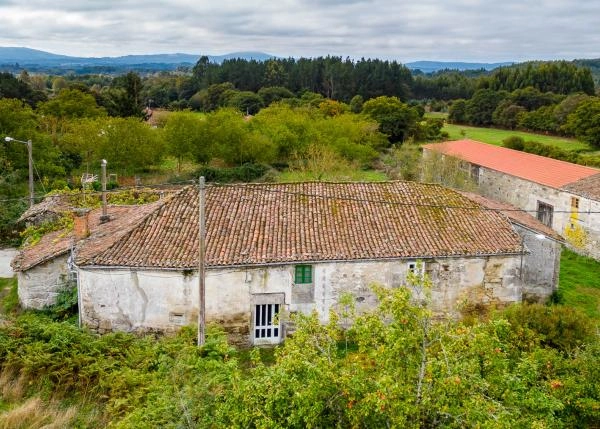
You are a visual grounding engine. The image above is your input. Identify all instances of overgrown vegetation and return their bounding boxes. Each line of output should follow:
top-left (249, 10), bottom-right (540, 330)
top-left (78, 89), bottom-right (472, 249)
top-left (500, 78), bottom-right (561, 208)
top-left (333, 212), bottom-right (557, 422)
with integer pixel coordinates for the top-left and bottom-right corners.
top-left (0, 270), bottom-right (599, 427)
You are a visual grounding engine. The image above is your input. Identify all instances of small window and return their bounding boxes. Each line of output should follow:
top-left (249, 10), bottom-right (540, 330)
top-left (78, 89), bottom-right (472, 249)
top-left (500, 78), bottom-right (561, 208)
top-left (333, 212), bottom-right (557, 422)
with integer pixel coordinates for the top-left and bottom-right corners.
top-left (407, 261), bottom-right (425, 277)
top-left (571, 197), bottom-right (579, 209)
top-left (537, 201), bottom-right (554, 228)
top-left (169, 312), bottom-right (185, 325)
top-left (470, 165), bottom-right (480, 184)
top-left (295, 265), bottom-right (313, 284)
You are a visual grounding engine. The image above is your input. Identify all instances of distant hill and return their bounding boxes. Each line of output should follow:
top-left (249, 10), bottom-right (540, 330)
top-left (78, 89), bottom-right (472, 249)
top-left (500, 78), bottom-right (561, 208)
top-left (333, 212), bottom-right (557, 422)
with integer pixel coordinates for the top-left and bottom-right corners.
top-left (405, 61), bottom-right (514, 73)
top-left (0, 47), bottom-right (276, 73)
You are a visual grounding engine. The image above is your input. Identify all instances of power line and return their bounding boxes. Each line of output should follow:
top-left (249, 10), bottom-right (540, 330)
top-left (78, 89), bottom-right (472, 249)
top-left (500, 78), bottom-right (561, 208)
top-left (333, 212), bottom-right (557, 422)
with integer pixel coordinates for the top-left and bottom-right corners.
top-left (2, 179), bottom-right (600, 216)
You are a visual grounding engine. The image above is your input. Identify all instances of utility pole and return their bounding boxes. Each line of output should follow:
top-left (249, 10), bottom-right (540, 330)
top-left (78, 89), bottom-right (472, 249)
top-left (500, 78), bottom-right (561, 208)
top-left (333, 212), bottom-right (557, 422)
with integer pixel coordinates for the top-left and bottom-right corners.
top-left (26, 140), bottom-right (33, 208)
top-left (4, 137), bottom-right (34, 207)
top-left (198, 176), bottom-right (206, 346)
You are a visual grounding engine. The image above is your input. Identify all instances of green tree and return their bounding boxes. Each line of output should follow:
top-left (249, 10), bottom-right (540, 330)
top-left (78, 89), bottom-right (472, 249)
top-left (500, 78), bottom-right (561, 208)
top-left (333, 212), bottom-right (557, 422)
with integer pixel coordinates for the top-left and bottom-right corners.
top-left (465, 89), bottom-right (507, 126)
top-left (101, 72), bottom-right (145, 117)
top-left (492, 100), bottom-right (526, 129)
top-left (163, 111), bottom-right (205, 171)
top-left (362, 96), bottom-right (420, 144)
top-left (564, 98), bottom-right (600, 147)
top-left (349, 94), bottom-right (364, 113)
top-left (98, 117), bottom-right (165, 174)
top-left (225, 90), bottom-right (264, 115)
top-left (257, 86), bottom-right (294, 106)
top-left (38, 89), bottom-right (106, 119)
top-left (448, 99), bottom-right (468, 124)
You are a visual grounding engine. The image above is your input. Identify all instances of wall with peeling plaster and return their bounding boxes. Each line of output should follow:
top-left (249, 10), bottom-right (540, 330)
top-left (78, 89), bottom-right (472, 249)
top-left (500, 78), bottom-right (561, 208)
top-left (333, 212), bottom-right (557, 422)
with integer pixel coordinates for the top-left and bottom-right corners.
top-left (78, 254), bottom-right (527, 346)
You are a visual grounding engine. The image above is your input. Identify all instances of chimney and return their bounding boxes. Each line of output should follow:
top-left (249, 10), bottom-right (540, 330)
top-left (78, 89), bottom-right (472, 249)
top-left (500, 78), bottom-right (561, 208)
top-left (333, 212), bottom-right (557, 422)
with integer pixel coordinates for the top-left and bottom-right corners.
top-left (100, 159), bottom-right (110, 223)
top-left (73, 208), bottom-right (90, 240)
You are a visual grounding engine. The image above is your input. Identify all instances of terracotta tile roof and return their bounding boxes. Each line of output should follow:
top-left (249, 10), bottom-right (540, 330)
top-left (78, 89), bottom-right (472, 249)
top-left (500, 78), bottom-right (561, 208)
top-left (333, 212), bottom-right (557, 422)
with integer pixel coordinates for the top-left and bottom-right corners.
top-left (17, 195), bottom-right (71, 224)
top-left (458, 192), bottom-right (563, 242)
top-left (12, 203), bottom-right (162, 272)
top-left (423, 139), bottom-right (599, 189)
top-left (78, 182), bottom-right (523, 269)
top-left (562, 173), bottom-right (600, 201)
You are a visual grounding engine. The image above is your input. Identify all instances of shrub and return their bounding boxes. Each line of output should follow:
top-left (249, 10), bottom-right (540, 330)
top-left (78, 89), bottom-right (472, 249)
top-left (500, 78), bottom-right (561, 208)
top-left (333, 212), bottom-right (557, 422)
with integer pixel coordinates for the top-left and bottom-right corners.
top-left (502, 136), bottom-right (525, 151)
top-left (196, 163), bottom-right (269, 183)
top-left (502, 304), bottom-right (595, 352)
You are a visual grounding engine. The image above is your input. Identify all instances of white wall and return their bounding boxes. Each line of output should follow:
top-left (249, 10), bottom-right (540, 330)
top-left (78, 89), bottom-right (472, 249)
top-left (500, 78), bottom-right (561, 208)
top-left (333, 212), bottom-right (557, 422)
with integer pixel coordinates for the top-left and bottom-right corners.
top-left (79, 255), bottom-right (524, 345)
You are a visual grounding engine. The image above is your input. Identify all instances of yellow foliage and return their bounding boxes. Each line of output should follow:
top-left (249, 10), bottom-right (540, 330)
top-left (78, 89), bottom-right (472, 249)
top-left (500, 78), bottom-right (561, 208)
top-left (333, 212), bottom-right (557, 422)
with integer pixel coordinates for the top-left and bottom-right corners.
top-left (564, 223), bottom-right (588, 249)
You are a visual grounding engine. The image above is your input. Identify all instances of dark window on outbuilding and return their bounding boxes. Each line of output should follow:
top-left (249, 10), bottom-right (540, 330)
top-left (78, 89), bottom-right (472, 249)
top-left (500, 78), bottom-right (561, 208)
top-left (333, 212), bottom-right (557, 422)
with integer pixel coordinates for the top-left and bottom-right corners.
top-left (537, 201), bottom-right (554, 227)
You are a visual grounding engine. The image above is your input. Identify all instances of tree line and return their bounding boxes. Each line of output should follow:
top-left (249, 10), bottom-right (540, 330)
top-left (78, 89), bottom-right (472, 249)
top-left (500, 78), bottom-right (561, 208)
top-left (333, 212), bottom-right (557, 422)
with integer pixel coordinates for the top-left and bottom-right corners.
top-left (448, 86), bottom-right (600, 147)
top-left (3, 58), bottom-right (595, 114)
top-left (0, 85), bottom-right (450, 243)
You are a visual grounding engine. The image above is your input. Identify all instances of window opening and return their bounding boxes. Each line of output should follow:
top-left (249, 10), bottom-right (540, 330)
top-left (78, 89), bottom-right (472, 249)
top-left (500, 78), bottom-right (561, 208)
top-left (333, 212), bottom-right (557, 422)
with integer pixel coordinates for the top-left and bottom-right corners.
top-left (295, 265), bottom-right (313, 284)
top-left (254, 303), bottom-right (280, 340)
top-left (536, 201), bottom-right (554, 227)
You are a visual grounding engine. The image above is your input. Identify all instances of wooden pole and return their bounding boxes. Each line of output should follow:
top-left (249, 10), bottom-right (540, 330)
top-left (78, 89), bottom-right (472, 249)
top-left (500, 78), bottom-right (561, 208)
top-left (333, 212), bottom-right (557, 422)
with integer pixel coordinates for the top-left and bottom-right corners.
top-left (27, 140), bottom-right (34, 208)
top-left (198, 176), bottom-right (206, 346)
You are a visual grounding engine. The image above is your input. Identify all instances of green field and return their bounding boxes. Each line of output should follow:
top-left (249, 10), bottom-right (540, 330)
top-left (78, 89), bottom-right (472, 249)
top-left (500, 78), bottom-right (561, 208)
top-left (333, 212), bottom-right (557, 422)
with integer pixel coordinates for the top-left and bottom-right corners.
top-left (424, 111), bottom-right (449, 119)
top-left (442, 123), bottom-right (592, 152)
top-left (559, 248), bottom-right (600, 320)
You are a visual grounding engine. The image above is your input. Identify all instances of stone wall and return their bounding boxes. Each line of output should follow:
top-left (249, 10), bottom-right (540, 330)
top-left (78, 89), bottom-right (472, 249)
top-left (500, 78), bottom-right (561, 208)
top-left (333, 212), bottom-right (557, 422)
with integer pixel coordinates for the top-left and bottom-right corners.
top-left (564, 197), bottom-right (600, 260)
top-left (477, 166), bottom-right (600, 260)
top-left (513, 225), bottom-right (561, 302)
top-left (79, 254), bottom-right (525, 345)
top-left (478, 168), bottom-right (569, 231)
top-left (17, 254), bottom-right (70, 309)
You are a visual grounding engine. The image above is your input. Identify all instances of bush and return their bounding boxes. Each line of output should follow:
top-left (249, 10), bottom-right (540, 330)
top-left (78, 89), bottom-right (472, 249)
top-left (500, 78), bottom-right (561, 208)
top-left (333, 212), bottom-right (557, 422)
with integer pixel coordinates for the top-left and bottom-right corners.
top-left (502, 136), bottom-right (600, 167)
top-left (502, 136), bottom-right (525, 151)
top-left (502, 304), bottom-right (595, 352)
top-left (91, 180), bottom-right (119, 191)
top-left (42, 285), bottom-right (78, 321)
top-left (196, 163), bottom-right (269, 183)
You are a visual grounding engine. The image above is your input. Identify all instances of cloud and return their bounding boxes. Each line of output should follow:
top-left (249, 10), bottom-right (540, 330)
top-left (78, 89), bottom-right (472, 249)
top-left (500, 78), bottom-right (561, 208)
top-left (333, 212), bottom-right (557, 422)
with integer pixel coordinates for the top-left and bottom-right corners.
top-left (0, 0), bottom-right (598, 61)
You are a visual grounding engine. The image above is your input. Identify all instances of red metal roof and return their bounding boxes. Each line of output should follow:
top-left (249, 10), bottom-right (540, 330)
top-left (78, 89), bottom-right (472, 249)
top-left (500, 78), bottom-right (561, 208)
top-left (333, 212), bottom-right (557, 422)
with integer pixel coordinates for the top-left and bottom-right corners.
top-left (423, 139), bottom-right (599, 189)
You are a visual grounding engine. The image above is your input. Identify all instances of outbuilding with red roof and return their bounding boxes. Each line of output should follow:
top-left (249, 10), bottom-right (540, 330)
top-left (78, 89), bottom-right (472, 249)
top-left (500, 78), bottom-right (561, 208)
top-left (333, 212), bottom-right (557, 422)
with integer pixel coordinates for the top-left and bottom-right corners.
top-left (423, 139), bottom-right (600, 260)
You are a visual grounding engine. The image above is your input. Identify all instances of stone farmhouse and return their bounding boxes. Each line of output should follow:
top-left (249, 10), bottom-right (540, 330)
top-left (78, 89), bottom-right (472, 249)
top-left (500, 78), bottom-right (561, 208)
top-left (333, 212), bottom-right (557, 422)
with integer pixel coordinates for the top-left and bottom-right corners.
top-left (12, 181), bottom-right (560, 346)
top-left (423, 139), bottom-right (600, 260)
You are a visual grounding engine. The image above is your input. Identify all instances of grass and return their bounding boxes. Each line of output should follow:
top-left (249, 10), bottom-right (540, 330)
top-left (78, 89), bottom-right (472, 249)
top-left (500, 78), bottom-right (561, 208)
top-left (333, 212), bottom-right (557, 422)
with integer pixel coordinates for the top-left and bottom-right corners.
top-left (0, 277), bottom-right (18, 315)
top-left (442, 123), bottom-right (592, 152)
top-left (424, 112), bottom-right (449, 119)
top-left (558, 248), bottom-right (600, 320)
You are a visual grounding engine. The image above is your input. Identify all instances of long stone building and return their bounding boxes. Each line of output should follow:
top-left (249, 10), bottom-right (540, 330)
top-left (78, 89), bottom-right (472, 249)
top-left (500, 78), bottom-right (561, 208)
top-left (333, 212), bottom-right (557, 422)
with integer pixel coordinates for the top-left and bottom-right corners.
top-left (13, 181), bottom-right (561, 346)
top-left (424, 139), bottom-right (600, 260)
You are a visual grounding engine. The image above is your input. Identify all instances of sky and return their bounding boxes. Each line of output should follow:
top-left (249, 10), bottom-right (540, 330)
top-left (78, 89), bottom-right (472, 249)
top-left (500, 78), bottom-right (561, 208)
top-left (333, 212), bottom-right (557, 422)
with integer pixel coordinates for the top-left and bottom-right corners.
top-left (0, 0), bottom-right (598, 62)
